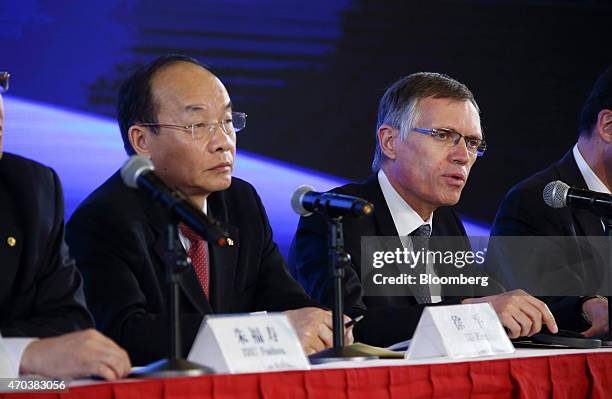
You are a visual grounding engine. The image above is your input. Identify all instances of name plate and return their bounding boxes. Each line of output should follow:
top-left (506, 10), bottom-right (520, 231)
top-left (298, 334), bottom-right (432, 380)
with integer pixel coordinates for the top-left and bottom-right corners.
top-left (406, 303), bottom-right (514, 360)
top-left (188, 313), bottom-right (310, 374)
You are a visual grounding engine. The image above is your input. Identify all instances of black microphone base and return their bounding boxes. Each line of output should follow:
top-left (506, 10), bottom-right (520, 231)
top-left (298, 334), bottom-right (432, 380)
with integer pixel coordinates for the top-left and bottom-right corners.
top-left (130, 358), bottom-right (214, 378)
top-left (308, 346), bottom-right (378, 364)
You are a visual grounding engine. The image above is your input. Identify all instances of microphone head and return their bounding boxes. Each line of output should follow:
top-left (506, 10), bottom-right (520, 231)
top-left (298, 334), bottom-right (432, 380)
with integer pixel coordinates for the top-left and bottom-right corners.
top-left (291, 185), bottom-right (315, 216)
top-left (543, 180), bottom-right (570, 208)
top-left (121, 155), bottom-right (154, 189)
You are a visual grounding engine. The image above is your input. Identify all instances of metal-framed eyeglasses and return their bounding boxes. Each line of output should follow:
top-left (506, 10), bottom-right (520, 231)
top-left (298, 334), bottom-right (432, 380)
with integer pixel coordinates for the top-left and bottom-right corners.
top-left (412, 127), bottom-right (487, 157)
top-left (0, 72), bottom-right (10, 93)
top-left (135, 112), bottom-right (247, 140)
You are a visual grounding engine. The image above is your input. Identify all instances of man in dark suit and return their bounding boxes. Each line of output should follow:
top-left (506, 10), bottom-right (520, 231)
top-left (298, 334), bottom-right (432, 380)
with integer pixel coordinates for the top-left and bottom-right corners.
top-left (0, 72), bottom-right (130, 379)
top-left (290, 72), bottom-right (558, 347)
top-left (66, 55), bottom-right (348, 366)
top-left (489, 65), bottom-right (612, 336)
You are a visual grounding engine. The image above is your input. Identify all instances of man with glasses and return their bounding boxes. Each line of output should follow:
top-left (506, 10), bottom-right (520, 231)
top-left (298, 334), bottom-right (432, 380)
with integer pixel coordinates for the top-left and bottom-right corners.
top-left (66, 55), bottom-right (349, 366)
top-left (0, 72), bottom-right (131, 379)
top-left (488, 65), bottom-right (612, 337)
top-left (289, 72), bottom-right (558, 347)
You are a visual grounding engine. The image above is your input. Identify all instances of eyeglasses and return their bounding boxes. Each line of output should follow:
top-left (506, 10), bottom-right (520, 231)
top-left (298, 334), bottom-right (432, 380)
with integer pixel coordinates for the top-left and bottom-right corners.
top-left (0, 72), bottom-right (10, 93)
top-left (412, 127), bottom-right (487, 157)
top-left (136, 112), bottom-right (247, 140)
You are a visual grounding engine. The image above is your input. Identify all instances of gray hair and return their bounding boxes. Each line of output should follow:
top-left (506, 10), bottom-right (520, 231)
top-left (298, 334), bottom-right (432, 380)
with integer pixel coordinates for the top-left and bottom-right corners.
top-left (372, 72), bottom-right (479, 172)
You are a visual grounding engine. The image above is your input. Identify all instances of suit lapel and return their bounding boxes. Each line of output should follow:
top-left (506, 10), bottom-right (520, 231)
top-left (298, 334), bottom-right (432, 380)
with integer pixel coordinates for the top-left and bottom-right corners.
top-left (152, 231), bottom-right (213, 315)
top-left (208, 223), bottom-right (238, 313)
top-left (572, 209), bottom-right (604, 236)
top-left (145, 193), bottom-right (213, 315)
top-left (362, 175), bottom-right (429, 300)
top-left (206, 189), bottom-right (239, 313)
top-left (0, 184), bottom-right (22, 308)
top-left (362, 175), bottom-right (399, 236)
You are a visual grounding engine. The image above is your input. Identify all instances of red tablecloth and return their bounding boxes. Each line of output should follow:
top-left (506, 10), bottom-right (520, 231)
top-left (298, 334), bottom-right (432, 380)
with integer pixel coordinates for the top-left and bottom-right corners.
top-left (3, 351), bottom-right (612, 399)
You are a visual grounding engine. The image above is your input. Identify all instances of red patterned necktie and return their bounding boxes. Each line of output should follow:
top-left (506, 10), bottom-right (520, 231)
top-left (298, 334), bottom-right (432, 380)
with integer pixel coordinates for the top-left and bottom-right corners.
top-left (179, 223), bottom-right (210, 298)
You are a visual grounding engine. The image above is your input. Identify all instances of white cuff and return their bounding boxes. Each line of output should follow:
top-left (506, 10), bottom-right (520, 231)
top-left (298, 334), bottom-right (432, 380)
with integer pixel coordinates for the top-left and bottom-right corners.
top-left (3, 338), bottom-right (37, 377)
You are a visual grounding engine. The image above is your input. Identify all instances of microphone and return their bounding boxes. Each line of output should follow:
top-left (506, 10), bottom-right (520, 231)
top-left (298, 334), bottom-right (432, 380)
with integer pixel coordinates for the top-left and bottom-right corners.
top-left (543, 180), bottom-right (612, 218)
top-left (121, 155), bottom-right (229, 246)
top-left (291, 185), bottom-right (374, 218)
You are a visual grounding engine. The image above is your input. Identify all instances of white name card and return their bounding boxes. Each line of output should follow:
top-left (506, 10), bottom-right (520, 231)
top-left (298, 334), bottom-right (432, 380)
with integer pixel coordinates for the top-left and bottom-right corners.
top-left (406, 303), bottom-right (514, 360)
top-left (188, 313), bottom-right (310, 374)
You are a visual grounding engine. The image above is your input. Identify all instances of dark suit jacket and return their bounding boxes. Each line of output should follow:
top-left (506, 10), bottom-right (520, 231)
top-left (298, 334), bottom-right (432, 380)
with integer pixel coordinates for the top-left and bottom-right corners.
top-left (66, 172), bottom-right (318, 366)
top-left (0, 153), bottom-right (92, 337)
top-left (288, 175), bottom-right (482, 347)
top-left (489, 150), bottom-right (605, 331)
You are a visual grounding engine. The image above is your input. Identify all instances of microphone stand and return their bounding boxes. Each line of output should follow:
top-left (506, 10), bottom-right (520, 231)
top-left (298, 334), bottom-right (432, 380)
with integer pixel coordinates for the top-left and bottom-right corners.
top-left (131, 222), bottom-right (214, 377)
top-left (602, 217), bottom-right (612, 346)
top-left (309, 216), bottom-right (376, 363)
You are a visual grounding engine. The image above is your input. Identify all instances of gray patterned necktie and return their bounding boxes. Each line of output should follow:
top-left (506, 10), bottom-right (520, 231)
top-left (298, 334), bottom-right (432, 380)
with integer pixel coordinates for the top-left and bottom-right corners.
top-left (410, 224), bottom-right (432, 304)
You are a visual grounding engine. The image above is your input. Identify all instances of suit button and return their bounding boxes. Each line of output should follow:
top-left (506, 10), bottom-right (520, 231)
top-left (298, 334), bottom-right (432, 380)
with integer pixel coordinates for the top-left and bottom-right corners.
top-left (7, 236), bottom-right (16, 247)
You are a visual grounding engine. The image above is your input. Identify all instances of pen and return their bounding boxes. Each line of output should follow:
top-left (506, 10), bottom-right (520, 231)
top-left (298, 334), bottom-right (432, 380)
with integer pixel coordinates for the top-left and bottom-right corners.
top-left (344, 315), bottom-right (364, 329)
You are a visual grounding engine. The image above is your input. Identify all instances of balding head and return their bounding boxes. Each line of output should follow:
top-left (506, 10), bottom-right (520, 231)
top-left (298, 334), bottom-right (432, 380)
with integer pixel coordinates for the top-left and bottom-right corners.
top-left (117, 55), bottom-right (210, 155)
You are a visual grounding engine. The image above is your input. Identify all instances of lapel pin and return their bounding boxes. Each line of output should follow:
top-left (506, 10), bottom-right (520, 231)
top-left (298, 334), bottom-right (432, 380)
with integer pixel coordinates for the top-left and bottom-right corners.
top-left (227, 238), bottom-right (234, 246)
top-left (7, 236), bottom-right (16, 247)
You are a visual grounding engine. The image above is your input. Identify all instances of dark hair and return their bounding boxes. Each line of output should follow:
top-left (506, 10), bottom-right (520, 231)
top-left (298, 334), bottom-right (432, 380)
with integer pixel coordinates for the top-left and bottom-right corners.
top-left (372, 72), bottom-right (479, 172)
top-left (117, 54), bottom-right (203, 155)
top-left (579, 65), bottom-right (612, 137)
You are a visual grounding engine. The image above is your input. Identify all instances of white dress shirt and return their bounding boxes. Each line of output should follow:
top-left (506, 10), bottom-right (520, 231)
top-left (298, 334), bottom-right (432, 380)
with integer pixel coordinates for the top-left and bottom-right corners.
top-left (574, 144), bottom-right (611, 232)
top-left (377, 170), bottom-right (442, 303)
top-left (177, 198), bottom-right (209, 252)
top-left (573, 144), bottom-right (611, 194)
top-left (1, 337), bottom-right (35, 377)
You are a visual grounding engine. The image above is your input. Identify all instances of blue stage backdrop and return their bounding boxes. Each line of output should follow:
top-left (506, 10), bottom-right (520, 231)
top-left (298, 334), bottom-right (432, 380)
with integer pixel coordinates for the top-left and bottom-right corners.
top-left (3, 0), bottom-right (609, 254)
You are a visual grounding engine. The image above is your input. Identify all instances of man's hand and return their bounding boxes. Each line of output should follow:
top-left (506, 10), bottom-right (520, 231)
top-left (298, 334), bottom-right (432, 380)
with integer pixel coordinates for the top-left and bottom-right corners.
top-left (581, 297), bottom-right (609, 337)
top-left (462, 289), bottom-right (558, 338)
top-left (284, 307), bottom-right (354, 355)
top-left (20, 329), bottom-right (131, 380)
